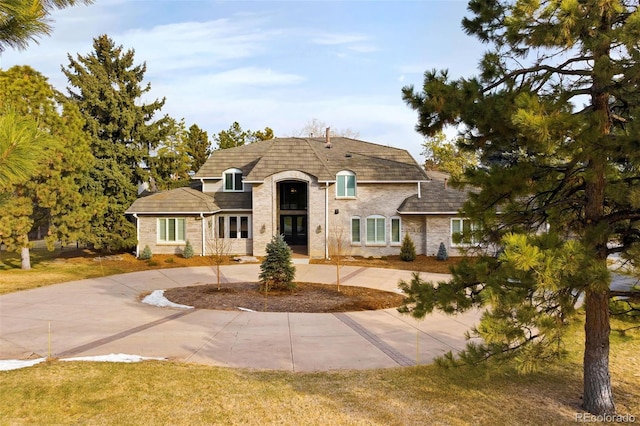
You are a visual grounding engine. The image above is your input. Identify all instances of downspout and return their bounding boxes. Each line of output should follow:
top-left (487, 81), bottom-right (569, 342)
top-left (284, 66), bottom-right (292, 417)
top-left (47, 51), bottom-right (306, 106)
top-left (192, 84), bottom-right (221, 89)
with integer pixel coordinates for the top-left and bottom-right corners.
top-left (417, 182), bottom-right (421, 199)
top-left (133, 214), bottom-right (140, 258)
top-left (325, 182), bottom-right (329, 259)
top-left (200, 213), bottom-right (205, 256)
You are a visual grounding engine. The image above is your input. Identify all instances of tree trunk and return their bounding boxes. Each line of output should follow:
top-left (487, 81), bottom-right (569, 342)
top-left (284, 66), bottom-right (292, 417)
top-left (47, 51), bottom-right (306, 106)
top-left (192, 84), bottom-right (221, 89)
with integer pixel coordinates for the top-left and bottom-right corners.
top-left (21, 246), bottom-right (31, 270)
top-left (583, 289), bottom-right (615, 414)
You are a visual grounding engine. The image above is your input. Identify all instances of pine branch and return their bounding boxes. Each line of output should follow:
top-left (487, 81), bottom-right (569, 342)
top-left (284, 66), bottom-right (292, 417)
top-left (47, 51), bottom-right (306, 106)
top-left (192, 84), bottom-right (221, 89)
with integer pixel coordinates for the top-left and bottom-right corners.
top-left (482, 56), bottom-right (594, 93)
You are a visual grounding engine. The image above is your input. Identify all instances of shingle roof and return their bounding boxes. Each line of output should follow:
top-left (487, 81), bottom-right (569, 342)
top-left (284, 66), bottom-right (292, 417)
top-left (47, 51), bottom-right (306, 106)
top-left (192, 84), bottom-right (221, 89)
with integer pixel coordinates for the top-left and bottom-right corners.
top-left (125, 187), bottom-right (251, 214)
top-left (194, 137), bottom-right (428, 181)
top-left (398, 178), bottom-right (470, 214)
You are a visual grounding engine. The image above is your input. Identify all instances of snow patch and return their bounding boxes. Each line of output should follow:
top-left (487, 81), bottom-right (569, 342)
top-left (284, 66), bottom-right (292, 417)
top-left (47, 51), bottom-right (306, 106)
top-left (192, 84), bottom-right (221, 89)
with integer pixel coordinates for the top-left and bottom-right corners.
top-left (142, 290), bottom-right (193, 309)
top-left (0, 358), bottom-right (46, 371)
top-left (60, 353), bottom-right (166, 363)
top-left (0, 354), bottom-right (166, 371)
top-left (237, 307), bottom-right (255, 312)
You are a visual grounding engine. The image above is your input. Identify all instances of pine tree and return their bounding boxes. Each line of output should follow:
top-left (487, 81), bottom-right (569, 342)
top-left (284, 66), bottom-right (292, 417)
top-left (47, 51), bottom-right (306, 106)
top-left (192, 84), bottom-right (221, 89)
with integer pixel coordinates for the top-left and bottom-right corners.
top-left (185, 124), bottom-right (211, 173)
top-left (214, 122), bottom-right (274, 150)
top-left (182, 240), bottom-right (194, 259)
top-left (139, 244), bottom-right (152, 260)
top-left (436, 242), bottom-right (448, 261)
top-left (400, 0), bottom-right (640, 415)
top-left (259, 234), bottom-right (296, 291)
top-left (149, 118), bottom-right (191, 190)
top-left (63, 34), bottom-right (170, 251)
top-left (400, 233), bottom-right (416, 262)
top-left (0, 65), bottom-right (97, 269)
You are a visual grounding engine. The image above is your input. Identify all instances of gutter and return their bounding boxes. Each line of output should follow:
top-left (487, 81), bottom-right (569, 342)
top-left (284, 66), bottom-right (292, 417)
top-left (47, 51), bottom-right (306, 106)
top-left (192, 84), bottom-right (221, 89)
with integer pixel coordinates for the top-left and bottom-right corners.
top-left (133, 213), bottom-right (140, 258)
top-left (200, 213), bottom-right (205, 256)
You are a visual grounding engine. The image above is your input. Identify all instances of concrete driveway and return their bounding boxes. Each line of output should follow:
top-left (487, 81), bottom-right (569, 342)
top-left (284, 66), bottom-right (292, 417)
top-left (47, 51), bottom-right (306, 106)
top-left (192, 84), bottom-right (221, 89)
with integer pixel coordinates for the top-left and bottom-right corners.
top-left (0, 264), bottom-right (481, 372)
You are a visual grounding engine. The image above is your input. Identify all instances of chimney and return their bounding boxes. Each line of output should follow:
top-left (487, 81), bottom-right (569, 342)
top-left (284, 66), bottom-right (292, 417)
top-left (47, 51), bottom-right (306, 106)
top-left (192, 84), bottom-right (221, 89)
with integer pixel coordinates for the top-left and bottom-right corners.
top-left (444, 178), bottom-right (448, 189)
top-left (325, 127), bottom-right (331, 148)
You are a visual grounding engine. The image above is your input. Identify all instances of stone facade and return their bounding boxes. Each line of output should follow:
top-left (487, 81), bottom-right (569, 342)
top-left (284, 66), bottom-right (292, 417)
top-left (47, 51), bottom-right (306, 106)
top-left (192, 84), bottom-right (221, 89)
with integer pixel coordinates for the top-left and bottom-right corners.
top-left (137, 215), bottom-right (207, 256)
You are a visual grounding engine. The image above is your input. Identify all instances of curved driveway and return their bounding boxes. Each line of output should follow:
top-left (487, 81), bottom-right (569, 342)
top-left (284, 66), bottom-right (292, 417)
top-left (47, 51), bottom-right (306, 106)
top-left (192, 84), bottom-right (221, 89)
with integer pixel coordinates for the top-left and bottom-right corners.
top-left (0, 264), bottom-right (481, 371)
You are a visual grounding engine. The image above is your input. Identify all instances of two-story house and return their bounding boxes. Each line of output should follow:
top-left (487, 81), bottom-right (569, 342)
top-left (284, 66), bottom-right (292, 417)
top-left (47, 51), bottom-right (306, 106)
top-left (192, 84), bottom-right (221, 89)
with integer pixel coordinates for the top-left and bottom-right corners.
top-left (125, 135), bottom-right (469, 259)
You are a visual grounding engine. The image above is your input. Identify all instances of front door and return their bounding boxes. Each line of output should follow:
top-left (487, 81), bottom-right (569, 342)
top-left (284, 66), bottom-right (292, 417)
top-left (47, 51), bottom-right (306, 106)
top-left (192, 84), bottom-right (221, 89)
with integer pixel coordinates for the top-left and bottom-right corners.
top-left (280, 215), bottom-right (307, 246)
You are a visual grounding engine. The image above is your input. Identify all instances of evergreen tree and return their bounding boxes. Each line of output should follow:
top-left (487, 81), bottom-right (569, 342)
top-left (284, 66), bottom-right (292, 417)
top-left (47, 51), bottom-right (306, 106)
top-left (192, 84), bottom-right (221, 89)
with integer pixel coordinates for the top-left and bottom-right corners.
top-left (0, 65), bottom-right (97, 269)
top-left (139, 244), bottom-right (152, 260)
top-left (214, 122), bottom-right (274, 150)
top-left (436, 242), bottom-right (448, 261)
top-left (182, 240), bottom-right (194, 259)
top-left (185, 123), bottom-right (211, 173)
top-left (63, 34), bottom-right (171, 251)
top-left (400, 0), bottom-right (640, 415)
top-left (400, 233), bottom-right (416, 262)
top-left (149, 118), bottom-right (191, 190)
top-left (0, 0), bottom-right (93, 52)
top-left (259, 234), bottom-right (296, 291)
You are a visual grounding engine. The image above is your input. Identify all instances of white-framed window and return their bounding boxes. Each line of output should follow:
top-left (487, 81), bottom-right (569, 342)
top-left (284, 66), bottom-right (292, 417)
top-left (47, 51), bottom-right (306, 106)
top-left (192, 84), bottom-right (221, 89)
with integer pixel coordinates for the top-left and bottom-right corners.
top-left (451, 218), bottom-right (479, 246)
top-left (366, 215), bottom-right (386, 244)
top-left (336, 170), bottom-right (356, 198)
top-left (390, 217), bottom-right (401, 244)
top-left (351, 216), bottom-right (361, 244)
top-left (223, 168), bottom-right (243, 192)
top-left (216, 215), bottom-right (252, 239)
top-left (158, 218), bottom-right (186, 243)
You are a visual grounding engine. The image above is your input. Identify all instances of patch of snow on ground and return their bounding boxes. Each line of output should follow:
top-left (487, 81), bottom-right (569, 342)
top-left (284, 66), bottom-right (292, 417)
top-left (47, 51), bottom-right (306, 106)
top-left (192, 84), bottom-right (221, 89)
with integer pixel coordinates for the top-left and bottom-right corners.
top-left (0, 358), bottom-right (46, 371)
top-left (0, 354), bottom-right (167, 371)
top-left (237, 307), bottom-right (255, 312)
top-left (142, 290), bottom-right (193, 309)
top-left (60, 353), bottom-right (166, 363)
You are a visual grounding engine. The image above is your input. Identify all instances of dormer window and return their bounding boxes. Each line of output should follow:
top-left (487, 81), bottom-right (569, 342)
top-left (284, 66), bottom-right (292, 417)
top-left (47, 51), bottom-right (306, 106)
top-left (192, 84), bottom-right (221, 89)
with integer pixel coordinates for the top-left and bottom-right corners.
top-left (224, 168), bottom-right (243, 192)
top-left (336, 170), bottom-right (356, 198)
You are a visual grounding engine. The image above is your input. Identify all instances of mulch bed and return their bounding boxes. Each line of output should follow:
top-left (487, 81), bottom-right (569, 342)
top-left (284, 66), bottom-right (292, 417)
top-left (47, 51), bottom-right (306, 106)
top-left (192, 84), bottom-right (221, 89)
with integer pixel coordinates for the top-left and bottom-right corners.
top-left (163, 282), bottom-right (405, 313)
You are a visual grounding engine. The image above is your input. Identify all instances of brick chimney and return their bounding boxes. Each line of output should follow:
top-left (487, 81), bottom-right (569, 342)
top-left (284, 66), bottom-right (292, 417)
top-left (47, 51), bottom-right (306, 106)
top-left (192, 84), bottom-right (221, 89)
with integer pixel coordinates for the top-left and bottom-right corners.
top-left (325, 127), bottom-right (331, 148)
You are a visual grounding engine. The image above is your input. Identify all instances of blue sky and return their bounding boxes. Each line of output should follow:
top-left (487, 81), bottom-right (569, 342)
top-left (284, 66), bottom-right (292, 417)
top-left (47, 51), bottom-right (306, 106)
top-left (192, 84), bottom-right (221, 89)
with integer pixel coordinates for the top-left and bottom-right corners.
top-left (0, 0), bottom-right (485, 161)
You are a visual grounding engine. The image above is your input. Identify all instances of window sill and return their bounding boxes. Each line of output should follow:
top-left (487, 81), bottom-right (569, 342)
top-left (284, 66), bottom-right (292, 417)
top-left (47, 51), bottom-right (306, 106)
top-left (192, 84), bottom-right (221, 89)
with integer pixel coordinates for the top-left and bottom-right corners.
top-left (335, 196), bottom-right (357, 200)
top-left (365, 243), bottom-right (386, 247)
top-left (156, 242), bottom-right (186, 245)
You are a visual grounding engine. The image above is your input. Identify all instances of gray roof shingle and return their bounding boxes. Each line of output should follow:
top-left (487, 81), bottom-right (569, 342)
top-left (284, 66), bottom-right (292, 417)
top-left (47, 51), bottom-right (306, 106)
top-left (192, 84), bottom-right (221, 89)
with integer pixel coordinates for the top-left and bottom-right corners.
top-left (398, 178), bottom-right (470, 214)
top-left (126, 187), bottom-right (251, 214)
top-left (194, 137), bottom-right (428, 181)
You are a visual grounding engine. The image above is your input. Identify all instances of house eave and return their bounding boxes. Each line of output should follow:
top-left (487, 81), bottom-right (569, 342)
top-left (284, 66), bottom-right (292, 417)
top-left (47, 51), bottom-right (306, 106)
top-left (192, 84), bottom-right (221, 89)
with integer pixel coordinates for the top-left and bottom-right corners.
top-left (398, 211), bottom-right (459, 215)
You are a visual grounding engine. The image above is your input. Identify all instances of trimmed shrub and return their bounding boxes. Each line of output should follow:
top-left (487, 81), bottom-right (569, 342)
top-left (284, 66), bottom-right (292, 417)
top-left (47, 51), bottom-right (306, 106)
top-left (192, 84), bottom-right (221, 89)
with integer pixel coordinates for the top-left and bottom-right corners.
top-left (139, 245), bottom-right (153, 260)
top-left (259, 234), bottom-right (296, 291)
top-left (400, 233), bottom-right (416, 262)
top-left (183, 240), bottom-right (194, 259)
top-left (437, 242), bottom-right (449, 261)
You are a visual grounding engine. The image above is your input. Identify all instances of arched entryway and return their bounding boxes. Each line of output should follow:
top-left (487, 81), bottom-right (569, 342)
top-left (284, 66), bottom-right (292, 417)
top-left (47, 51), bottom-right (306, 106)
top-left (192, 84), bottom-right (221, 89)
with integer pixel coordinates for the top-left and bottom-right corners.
top-left (277, 180), bottom-right (308, 255)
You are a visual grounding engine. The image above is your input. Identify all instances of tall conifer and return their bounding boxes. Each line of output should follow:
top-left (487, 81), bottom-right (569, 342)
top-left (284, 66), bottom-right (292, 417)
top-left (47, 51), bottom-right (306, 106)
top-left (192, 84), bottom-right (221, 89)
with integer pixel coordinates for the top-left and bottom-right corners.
top-left (63, 35), bottom-right (170, 250)
top-left (400, 0), bottom-right (640, 415)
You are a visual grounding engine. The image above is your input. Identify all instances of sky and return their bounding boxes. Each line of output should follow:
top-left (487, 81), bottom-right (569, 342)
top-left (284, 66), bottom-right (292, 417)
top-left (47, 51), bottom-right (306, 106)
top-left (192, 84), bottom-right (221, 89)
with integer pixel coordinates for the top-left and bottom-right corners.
top-left (0, 0), bottom-right (486, 162)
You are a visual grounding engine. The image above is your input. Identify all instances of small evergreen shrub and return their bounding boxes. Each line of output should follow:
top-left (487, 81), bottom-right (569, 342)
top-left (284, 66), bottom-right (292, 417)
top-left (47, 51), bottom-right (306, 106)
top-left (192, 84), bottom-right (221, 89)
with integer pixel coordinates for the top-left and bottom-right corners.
top-left (437, 242), bottom-right (449, 261)
top-left (183, 240), bottom-right (194, 258)
top-left (165, 257), bottom-right (174, 263)
top-left (139, 245), bottom-right (152, 260)
top-left (259, 234), bottom-right (296, 291)
top-left (400, 233), bottom-right (416, 262)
